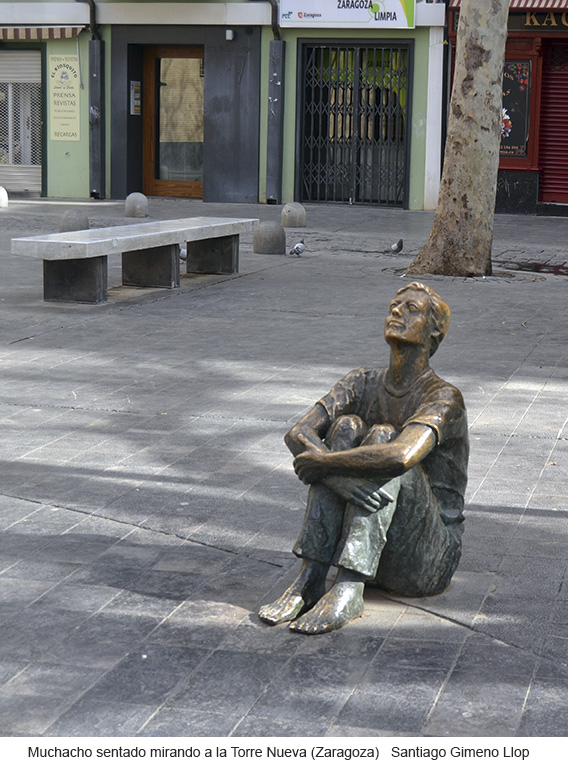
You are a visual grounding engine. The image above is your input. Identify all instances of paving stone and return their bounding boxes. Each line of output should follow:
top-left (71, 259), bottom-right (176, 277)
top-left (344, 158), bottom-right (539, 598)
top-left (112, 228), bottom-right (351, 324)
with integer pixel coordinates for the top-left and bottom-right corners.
top-left (473, 595), bottom-right (554, 653)
top-left (540, 632), bottom-right (568, 662)
top-left (250, 649), bottom-right (384, 725)
top-left (44, 695), bottom-right (156, 737)
top-left (334, 666), bottom-right (448, 735)
top-left (85, 643), bottom-right (209, 706)
top-left (126, 568), bottom-right (208, 602)
top-left (137, 707), bottom-right (239, 737)
top-left (371, 638), bottom-right (462, 672)
top-left (0, 576), bottom-right (57, 613)
top-left (69, 561), bottom-right (148, 590)
top-left (0, 693), bottom-right (72, 736)
top-left (198, 555), bottom-right (290, 611)
top-left (40, 611), bottom-right (163, 670)
top-left (1, 607), bottom-right (91, 660)
top-left (517, 677), bottom-right (568, 736)
top-left (32, 582), bottom-right (123, 615)
top-left (234, 715), bottom-right (330, 737)
top-left (386, 606), bottom-right (472, 644)
top-left (397, 570), bottom-right (494, 627)
top-left (488, 554), bottom-right (567, 600)
top-left (326, 724), bottom-right (419, 737)
top-left (0, 660), bottom-right (28, 688)
top-left (425, 668), bottom-right (530, 737)
top-left (166, 649), bottom-right (290, 714)
top-left (146, 599), bottom-right (249, 649)
top-left (1, 661), bottom-right (103, 699)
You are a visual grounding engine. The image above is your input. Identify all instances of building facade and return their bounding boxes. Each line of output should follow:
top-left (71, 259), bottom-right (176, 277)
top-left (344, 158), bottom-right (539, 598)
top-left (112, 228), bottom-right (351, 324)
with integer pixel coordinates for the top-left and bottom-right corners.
top-left (0, 0), bottom-right (446, 209)
top-left (450, 0), bottom-right (568, 214)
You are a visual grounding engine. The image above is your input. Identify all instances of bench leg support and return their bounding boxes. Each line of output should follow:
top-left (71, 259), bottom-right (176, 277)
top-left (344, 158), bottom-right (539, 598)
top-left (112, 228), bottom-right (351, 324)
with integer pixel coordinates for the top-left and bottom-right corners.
top-left (186, 234), bottom-right (239, 274)
top-left (122, 244), bottom-right (180, 288)
top-left (43, 256), bottom-right (108, 304)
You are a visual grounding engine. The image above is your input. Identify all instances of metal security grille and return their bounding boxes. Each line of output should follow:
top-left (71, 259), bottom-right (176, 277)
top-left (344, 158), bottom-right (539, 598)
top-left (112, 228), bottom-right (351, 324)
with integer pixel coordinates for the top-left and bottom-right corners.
top-left (0, 82), bottom-right (42, 165)
top-left (0, 51), bottom-right (42, 192)
top-left (298, 43), bottom-right (411, 206)
top-left (547, 44), bottom-right (568, 71)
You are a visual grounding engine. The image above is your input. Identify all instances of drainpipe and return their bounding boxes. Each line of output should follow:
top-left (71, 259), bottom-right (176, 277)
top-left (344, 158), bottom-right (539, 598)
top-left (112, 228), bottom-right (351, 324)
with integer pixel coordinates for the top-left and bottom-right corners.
top-left (266, 0), bottom-right (281, 42)
top-left (75, 0), bottom-right (105, 198)
top-left (251, 0), bottom-right (285, 202)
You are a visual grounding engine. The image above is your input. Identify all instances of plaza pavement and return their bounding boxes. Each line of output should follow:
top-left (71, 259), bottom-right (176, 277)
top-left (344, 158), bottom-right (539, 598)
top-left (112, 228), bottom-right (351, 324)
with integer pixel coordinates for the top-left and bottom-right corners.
top-left (0, 195), bottom-right (567, 739)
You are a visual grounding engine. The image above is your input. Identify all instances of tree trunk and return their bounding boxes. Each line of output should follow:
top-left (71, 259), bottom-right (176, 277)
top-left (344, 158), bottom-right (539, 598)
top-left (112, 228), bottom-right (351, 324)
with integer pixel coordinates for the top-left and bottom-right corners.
top-left (407, 0), bottom-right (510, 277)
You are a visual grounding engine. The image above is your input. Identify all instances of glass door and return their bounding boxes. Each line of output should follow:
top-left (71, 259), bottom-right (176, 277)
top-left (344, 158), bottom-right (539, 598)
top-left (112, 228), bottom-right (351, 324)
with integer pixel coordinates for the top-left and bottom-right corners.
top-left (143, 46), bottom-right (204, 198)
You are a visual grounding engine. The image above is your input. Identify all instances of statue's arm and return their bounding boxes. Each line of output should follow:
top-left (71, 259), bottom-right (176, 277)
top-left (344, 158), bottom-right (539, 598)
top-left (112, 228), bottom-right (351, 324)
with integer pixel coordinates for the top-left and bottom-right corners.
top-left (293, 423), bottom-right (436, 485)
top-left (284, 403), bottom-right (330, 457)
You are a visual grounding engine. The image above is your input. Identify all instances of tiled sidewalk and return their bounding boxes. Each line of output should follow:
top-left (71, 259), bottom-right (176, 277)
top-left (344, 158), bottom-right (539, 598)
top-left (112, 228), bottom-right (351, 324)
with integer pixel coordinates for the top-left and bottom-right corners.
top-left (0, 198), bottom-right (567, 737)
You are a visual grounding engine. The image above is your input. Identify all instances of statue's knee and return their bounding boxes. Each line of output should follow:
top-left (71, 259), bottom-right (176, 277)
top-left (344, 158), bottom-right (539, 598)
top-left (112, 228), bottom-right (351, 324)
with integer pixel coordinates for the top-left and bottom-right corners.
top-left (363, 423), bottom-right (398, 445)
top-left (326, 415), bottom-right (367, 450)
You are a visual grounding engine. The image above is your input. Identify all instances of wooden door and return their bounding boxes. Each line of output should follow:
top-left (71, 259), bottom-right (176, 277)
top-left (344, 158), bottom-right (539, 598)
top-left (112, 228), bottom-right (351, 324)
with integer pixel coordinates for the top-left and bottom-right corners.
top-left (143, 46), bottom-right (204, 198)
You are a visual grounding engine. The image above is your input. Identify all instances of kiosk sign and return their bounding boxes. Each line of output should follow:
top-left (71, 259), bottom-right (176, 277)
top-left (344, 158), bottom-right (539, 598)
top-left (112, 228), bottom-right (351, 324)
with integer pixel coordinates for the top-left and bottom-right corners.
top-left (280, 0), bottom-right (415, 29)
top-left (49, 55), bottom-right (81, 142)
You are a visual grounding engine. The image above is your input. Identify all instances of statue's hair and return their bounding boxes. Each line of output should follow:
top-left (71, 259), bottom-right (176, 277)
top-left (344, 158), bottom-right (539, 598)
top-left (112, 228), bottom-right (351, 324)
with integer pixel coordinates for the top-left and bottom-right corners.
top-left (396, 282), bottom-right (450, 356)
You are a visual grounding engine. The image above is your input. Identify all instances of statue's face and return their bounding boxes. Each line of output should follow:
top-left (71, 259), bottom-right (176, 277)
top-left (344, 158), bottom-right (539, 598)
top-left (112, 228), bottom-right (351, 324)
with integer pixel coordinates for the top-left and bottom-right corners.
top-left (384, 289), bottom-right (433, 349)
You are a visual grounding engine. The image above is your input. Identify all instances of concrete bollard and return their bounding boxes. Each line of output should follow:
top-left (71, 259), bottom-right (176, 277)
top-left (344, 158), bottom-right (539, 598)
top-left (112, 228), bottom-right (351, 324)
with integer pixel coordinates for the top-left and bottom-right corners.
top-left (0, 186), bottom-right (8, 209)
top-left (125, 192), bottom-right (149, 218)
top-left (59, 208), bottom-right (89, 232)
top-left (281, 202), bottom-right (306, 228)
top-left (253, 221), bottom-right (286, 254)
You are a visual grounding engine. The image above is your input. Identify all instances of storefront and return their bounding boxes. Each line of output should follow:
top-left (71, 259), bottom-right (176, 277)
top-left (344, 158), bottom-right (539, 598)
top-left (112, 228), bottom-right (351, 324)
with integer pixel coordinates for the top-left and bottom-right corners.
top-left (0, 28), bottom-right (83, 196)
top-left (0, 0), bottom-right (447, 209)
top-left (278, 0), bottom-right (447, 209)
top-left (109, 23), bottom-right (262, 203)
top-left (0, 2), bottom-right (267, 202)
top-left (450, 0), bottom-right (568, 214)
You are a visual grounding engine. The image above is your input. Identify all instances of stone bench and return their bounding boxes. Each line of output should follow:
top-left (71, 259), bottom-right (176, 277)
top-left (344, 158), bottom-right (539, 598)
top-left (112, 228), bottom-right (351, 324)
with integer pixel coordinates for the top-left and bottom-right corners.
top-left (11, 216), bottom-right (259, 304)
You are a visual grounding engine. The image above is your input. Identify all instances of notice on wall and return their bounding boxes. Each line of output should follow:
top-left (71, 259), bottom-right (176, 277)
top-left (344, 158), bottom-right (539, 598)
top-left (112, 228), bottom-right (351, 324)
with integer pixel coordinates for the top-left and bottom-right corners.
top-left (49, 55), bottom-right (81, 141)
top-left (130, 81), bottom-right (141, 116)
top-left (280, 0), bottom-right (415, 29)
top-left (500, 60), bottom-right (531, 158)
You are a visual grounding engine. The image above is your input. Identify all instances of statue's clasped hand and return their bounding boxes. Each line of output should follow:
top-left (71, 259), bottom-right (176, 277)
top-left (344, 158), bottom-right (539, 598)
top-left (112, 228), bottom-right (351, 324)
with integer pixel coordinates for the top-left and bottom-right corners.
top-left (293, 434), bottom-right (394, 513)
top-left (293, 434), bottom-right (329, 484)
top-left (325, 476), bottom-right (393, 514)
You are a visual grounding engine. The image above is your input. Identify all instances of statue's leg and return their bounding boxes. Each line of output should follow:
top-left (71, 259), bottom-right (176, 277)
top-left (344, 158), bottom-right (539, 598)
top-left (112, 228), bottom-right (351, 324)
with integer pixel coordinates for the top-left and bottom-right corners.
top-left (291, 415), bottom-right (368, 564)
top-left (370, 464), bottom-right (462, 596)
top-left (259, 415), bottom-right (366, 627)
top-left (290, 424), bottom-right (398, 635)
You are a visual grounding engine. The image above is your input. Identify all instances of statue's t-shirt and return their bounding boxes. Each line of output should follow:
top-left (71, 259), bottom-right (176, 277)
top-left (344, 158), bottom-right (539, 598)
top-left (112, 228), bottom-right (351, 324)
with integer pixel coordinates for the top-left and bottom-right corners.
top-left (317, 366), bottom-right (469, 525)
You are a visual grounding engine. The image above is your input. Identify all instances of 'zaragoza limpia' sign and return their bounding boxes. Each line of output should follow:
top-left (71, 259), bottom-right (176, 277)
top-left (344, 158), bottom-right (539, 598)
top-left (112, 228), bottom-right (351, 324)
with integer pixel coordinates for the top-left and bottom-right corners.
top-left (280, 0), bottom-right (416, 29)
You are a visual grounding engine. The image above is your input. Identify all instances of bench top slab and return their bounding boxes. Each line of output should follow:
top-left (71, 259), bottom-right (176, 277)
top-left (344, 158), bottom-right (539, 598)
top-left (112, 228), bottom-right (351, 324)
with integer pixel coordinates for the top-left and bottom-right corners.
top-left (12, 216), bottom-right (259, 260)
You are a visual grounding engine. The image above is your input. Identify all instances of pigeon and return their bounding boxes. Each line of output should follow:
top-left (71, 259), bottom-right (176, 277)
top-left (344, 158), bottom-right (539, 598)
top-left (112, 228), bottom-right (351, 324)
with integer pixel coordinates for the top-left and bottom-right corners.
top-left (383, 238), bottom-right (403, 254)
top-left (290, 239), bottom-right (305, 256)
top-left (179, 245), bottom-right (187, 261)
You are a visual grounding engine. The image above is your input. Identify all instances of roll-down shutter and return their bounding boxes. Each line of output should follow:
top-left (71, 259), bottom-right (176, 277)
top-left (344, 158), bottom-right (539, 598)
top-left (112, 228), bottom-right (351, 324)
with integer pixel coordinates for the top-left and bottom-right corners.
top-left (539, 45), bottom-right (568, 204)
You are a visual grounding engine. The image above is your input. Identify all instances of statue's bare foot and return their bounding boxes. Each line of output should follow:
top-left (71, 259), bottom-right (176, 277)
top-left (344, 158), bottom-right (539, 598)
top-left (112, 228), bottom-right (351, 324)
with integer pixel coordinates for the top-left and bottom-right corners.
top-left (259, 560), bottom-right (327, 626)
top-left (288, 579), bottom-right (364, 635)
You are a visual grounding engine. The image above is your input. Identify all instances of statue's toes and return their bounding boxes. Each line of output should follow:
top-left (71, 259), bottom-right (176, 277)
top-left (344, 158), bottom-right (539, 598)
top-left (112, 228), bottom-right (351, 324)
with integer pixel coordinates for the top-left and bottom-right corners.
top-left (289, 609), bottom-right (324, 634)
top-left (259, 595), bottom-right (305, 626)
top-left (258, 605), bottom-right (280, 625)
